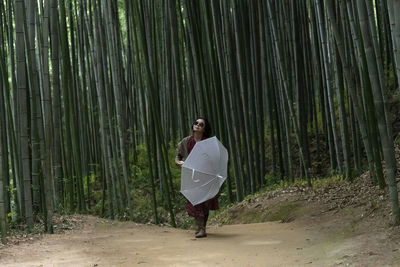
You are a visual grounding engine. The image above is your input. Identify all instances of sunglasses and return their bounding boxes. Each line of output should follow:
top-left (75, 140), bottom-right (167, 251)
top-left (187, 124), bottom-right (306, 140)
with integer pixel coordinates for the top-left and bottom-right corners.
top-left (194, 121), bottom-right (205, 128)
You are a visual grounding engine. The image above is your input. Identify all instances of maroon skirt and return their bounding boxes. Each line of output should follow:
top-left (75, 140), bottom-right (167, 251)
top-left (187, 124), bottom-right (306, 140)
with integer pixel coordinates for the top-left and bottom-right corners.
top-left (186, 195), bottom-right (219, 217)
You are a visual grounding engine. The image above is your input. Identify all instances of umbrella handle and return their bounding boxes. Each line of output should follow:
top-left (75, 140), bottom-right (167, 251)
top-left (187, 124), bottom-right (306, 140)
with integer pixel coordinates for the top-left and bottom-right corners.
top-left (191, 169), bottom-right (200, 183)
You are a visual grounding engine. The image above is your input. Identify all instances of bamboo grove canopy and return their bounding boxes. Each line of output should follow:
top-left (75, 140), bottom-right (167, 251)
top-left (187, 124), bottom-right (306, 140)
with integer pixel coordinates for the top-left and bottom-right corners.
top-left (0, 0), bottom-right (400, 239)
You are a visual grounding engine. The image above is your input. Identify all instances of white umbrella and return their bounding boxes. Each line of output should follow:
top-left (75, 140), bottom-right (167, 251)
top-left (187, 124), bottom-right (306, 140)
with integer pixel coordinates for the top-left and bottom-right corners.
top-left (180, 136), bottom-right (228, 206)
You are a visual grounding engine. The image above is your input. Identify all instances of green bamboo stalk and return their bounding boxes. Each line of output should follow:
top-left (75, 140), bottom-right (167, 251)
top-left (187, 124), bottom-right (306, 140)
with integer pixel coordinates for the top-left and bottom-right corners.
top-left (385, 0), bottom-right (400, 88)
top-left (355, 0), bottom-right (400, 225)
top-left (0, 55), bottom-right (8, 242)
top-left (41, 0), bottom-right (54, 233)
top-left (102, 0), bottom-right (133, 219)
top-left (315, 0), bottom-right (342, 174)
top-left (232, 0), bottom-right (256, 193)
top-left (267, 0), bottom-right (311, 186)
top-left (220, 0), bottom-right (245, 200)
top-left (15, 0), bottom-right (34, 230)
top-left (342, 0), bottom-right (384, 185)
top-left (50, 0), bottom-right (63, 209)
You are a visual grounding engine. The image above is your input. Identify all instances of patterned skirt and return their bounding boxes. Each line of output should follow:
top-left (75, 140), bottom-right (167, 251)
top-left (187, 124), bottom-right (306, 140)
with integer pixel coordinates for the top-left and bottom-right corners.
top-left (186, 195), bottom-right (219, 217)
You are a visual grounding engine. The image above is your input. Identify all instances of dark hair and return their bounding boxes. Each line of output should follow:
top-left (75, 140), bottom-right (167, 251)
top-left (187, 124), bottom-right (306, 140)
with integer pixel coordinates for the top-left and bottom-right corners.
top-left (192, 117), bottom-right (212, 138)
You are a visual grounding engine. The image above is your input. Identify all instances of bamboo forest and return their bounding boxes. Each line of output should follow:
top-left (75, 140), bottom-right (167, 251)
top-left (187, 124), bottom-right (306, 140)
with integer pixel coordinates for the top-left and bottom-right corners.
top-left (1, 0), bottom-right (400, 261)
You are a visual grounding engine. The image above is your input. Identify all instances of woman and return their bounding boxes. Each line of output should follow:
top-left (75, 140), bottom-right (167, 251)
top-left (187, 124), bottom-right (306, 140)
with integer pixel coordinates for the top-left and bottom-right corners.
top-left (175, 117), bottom-right (219, 238)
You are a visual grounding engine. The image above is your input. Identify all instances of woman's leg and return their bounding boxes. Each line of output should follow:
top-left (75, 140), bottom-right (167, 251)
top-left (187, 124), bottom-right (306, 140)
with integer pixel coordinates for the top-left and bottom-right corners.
top-left (187, 200), bottom-right (208, 237)
top-left (195, 212), bottom-right (209, 235)
top-left (195, 219), bottom-right (200, 234)
top-left (195, 217), bottom-right (206, 238)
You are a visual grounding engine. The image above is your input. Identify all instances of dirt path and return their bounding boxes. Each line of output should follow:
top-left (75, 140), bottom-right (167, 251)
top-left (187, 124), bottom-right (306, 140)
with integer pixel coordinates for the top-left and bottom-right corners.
top-left (0, 215), bottom-right (398, 266)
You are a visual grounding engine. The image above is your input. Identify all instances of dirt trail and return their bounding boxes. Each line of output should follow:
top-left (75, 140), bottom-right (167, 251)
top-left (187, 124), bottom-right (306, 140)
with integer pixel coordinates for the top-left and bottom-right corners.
top-left (0, 215), bottom-right (397, 267)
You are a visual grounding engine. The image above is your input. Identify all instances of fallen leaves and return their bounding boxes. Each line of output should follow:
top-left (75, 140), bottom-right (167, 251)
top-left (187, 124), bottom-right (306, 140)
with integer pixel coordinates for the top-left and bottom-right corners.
top-left (1, 214), bottom-right (87, 247)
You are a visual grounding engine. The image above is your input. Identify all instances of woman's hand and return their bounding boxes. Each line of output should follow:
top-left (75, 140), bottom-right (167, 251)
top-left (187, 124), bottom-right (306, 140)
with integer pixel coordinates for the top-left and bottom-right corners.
top-left (177, 161), bottom-right (184, 167)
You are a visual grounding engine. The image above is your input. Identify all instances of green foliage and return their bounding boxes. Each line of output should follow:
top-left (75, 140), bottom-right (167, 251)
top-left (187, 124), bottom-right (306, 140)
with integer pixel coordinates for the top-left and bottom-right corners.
top-left (130, 188), bottom-right (154, 223)
top-left (82, 141), bottom-right (187, 224)
top-left (259, 176), bottom-right (308, 194)
top-left (310, 175), bottom-right (345, 190)
top-left (126, 142), bottom-right (185, 224)
top-left (385, 63), bottom-right (396, 89)
top-left (92, 191), bottom-right (104, 216)
top-left (117, 0), bottom-right (127, 45)
top-left (130, 143), bottom-right (151, 190)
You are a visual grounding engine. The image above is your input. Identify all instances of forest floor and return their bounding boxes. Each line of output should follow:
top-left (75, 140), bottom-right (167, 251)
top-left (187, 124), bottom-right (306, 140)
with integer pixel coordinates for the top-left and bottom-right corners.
top-left (1, 166), bottom-right (400, 266)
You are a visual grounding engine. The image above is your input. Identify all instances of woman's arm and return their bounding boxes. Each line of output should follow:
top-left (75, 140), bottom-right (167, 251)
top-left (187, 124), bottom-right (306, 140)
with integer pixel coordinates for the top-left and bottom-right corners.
top-left (175, 137), bottom-right (188, 166)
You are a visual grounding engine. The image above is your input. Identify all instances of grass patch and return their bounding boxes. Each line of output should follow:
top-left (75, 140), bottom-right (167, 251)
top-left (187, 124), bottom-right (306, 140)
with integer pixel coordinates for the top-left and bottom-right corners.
top-left (268, 202), bottom-right (302, 222)
top-left (236, 208), bottom-right (268, 224)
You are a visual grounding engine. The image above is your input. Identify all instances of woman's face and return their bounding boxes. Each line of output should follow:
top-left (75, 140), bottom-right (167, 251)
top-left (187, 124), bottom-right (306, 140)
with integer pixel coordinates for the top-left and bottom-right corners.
top-left (193, 119), bottom-right (205, 134)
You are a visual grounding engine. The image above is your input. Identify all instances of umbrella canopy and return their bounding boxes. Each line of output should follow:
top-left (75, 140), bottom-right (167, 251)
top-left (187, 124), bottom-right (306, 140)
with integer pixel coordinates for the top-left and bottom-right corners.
top-left (180, 136), bottom-right (228, 206)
